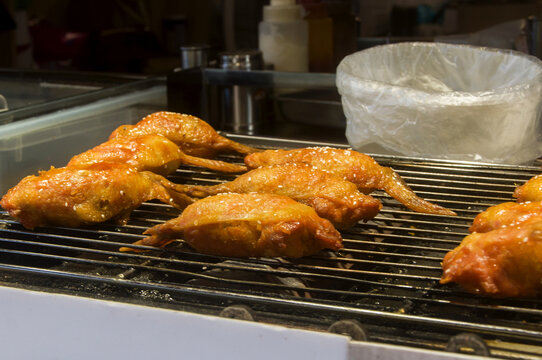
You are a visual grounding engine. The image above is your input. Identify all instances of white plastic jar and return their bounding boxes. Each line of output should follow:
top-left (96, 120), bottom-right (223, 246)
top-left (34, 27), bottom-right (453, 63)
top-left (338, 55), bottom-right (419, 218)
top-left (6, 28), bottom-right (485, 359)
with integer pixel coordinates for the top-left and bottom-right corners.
top-left (258, 0), bottom-right (308, 72)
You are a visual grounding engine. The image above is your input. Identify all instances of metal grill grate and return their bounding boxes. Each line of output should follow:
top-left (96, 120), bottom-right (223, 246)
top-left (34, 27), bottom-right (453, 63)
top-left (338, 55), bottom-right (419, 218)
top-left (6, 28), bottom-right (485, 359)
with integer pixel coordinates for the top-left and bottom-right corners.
top-left (1, 135), bottom-right (542, 359)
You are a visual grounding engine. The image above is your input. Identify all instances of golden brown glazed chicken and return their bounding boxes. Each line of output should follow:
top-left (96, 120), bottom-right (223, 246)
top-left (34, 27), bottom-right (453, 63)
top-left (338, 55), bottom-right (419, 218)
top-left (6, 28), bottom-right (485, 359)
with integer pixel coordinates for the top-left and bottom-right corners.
top-left (441, 216), bottom-right (542, 298)
top-left (514, 175), bottom-right (542, 203)
top-left (469, 201), bottom-right (542, 233)
top-left (0, 163), bottom-right (192, 229)
top-left (244, 147), bottom-right (456, 216)
top-left (67, 134), bottom-right (246, 174)
top-left (109, 111), bottom-right (261, 158)
top-left (183, 163), bottom-right (382, 229)
top-left (122, 193), bottom-right (343, 258)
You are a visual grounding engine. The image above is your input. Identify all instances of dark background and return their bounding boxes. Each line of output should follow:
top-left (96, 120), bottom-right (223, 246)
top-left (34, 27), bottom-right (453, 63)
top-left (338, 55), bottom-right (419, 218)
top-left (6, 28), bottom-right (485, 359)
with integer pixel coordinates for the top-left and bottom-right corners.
top-left (0, 0), bottom-right (540, 75)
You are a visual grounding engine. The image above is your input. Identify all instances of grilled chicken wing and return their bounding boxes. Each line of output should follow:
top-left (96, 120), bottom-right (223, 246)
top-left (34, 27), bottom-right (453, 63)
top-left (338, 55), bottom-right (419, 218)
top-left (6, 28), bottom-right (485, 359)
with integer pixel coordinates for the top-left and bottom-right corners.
top-left (514, 175), bottom-right (542, 203)
top-left (441, 216), bottom-right (542, 297)
top-left (67, 134), bottom-right (246, 174)
top-left (109, 111), bottom-right (261, 158)
top-left (469, 201), bottom-right (542, 233)
top-left (183, 163), bottom-right (382, 229)
top-left (122, 193), bottom-right (343, 258)
top-left (244, 147), bottom-right (455, 216)
top-left (0, 163), bottom-right (192, 229)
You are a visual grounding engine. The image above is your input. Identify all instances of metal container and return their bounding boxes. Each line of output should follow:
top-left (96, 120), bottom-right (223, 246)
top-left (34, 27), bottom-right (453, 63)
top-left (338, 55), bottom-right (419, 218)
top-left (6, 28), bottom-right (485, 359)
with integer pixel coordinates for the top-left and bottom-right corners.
top-left (180, 44), bottom-right (210, 69)
top-left (218, 50), bottom-right (268, 134)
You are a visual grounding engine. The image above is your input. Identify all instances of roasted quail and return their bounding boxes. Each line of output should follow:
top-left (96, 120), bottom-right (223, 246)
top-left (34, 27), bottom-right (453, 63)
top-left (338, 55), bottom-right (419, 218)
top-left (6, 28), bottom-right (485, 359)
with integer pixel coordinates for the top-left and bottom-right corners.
top-left (183, 163), bottom-right (382, 229)
top-left (67, 134), bottom-right (246, 174)
top-left (109, 111), bottom-right (261, 158)
top-left (441, 216), bottom-right (542, 298)
top-left (122, 193), bottom-right (343, 258)
top-left (0, 162), bottom-right (192, 229)
top-left (244, 147), bottom-right (456, 216)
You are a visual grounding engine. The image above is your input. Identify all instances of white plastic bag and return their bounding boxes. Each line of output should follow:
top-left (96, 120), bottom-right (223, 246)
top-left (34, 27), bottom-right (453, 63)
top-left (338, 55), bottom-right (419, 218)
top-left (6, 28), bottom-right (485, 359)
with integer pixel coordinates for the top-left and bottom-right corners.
top-left (0, 94), bottom-right (7, 112)
top-left (336, 42), bottom-right (542, 164)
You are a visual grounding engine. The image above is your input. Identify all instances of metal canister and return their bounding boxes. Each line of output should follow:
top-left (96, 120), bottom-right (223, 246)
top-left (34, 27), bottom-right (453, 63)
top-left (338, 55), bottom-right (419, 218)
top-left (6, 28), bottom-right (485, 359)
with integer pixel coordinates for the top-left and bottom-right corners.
top-left (218, 50), bottom-right (267, 134)
top-left (180, 44), bottom-right (210, 69)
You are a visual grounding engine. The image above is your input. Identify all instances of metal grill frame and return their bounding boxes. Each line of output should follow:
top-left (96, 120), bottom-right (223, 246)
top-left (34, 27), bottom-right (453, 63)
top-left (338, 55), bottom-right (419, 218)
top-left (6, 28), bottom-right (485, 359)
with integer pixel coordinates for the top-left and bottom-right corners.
top-left (1, 134), bottom-right (542, 359)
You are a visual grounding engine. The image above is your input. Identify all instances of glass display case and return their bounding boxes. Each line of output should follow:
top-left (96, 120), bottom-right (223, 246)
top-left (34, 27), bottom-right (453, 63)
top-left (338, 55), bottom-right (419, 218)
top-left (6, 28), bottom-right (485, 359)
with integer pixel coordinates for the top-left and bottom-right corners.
top-left (0, 74), bottom-right (166, 194)
top-left (0, 69), bottom-right (144, 123)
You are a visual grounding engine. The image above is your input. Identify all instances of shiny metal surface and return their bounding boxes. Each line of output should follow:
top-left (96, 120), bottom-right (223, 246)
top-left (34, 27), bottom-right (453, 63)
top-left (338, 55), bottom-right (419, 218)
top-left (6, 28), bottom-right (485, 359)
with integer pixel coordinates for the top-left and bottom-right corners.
top-left (180, 44), bottom-right (210, 69)
top-left (218, 50), bottom-right (267, 134)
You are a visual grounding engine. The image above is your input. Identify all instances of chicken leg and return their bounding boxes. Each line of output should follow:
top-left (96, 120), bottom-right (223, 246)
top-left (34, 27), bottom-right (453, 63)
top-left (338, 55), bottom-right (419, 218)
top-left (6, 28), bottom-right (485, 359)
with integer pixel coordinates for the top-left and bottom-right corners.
top-left (183, 163), bottom-right (382, 229)
top-left (122, 193), bottom-right (343, 258)
top-left (109, 111), bottom-right (261, 158)
top-left (0, 162), bottom-right (193, 229)
top-left (514, 175), bottom-right (542, 203)
top-left (244, 147), bottom-right (456, 216)
top-left (469, 201), bottom-right (542, 233)
top-left (441, 215), bottom-right (542, 298)
top-left (68, 134), bottom-right (246, 174)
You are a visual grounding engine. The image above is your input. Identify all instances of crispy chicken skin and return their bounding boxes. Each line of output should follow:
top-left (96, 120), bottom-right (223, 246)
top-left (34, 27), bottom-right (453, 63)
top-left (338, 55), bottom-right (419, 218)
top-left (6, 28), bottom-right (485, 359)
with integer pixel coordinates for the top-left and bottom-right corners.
top-left (109, 111), bottom-right (261, 158)
top-left (469, 201), bottom-right (542, 233)
top-left (514, 175), bottom-right (542, 203)
top-left (0, 163), bottom-right (192, 229)
top-left (244, 147), bottom-right (456, 216)
top-left (441, 216), bottom-right (542, 298)
top-left (67, 134), bottom-right (246, 174)
top-left (183, 163), bottom-right (382, 229)
top-left (123, 193), bottom-right (343, 258)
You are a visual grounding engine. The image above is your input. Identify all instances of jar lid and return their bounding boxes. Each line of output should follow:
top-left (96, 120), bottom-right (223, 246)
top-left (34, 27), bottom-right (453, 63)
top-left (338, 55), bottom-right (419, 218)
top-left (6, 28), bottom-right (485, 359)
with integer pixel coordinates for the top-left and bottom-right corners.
top-left (264, 0), bottom-right (302, 22)
top-left (219, 49), bottom-right (263, 70)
